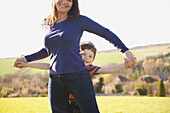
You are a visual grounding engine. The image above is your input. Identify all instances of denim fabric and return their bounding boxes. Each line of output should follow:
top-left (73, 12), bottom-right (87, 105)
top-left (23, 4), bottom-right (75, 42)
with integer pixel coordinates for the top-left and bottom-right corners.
top-left (48, 69), bottom-right (100, 113)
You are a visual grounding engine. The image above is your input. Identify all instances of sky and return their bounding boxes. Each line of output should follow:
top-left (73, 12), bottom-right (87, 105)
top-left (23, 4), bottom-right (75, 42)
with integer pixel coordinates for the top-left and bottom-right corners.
top-left (0, 0), bottom-right (170, 58)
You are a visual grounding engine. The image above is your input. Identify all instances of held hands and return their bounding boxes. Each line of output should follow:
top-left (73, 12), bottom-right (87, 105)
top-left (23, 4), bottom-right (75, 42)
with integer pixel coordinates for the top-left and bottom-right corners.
top-left (13, 57), bottom-right (27, 69)
top-left (123, 50), bottom-right (137, 68)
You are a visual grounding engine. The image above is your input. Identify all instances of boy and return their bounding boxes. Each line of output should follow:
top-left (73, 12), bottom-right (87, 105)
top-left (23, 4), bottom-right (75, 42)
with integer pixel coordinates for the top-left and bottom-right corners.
top-left (16, 41), bottom-right (136, 113)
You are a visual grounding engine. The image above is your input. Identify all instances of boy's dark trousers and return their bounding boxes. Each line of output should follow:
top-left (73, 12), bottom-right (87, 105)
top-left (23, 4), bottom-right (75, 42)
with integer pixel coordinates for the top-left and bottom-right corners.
top-left (67, 100), bottom-right (81, 113)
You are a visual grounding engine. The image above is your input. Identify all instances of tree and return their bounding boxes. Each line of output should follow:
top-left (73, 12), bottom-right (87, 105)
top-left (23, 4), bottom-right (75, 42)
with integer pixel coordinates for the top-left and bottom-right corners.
top-left (155, 58), bottom-right (164, 72)
top-left (95, 77), bottom-right (104, 93)
top-left (115, 84), bottom-right (123, 93)
top-left (156, 58), bottom-right (164, 67)
top-left (0, 87), bottom-right (13, 97)
top-left (134, 82), bottom-right (147, 95)
top-left (142, 59), bottom-right (156, 74)
top-left (135, 87), bottom-right (147, 95)
top-left (158, 79), bottom-right (165, 97)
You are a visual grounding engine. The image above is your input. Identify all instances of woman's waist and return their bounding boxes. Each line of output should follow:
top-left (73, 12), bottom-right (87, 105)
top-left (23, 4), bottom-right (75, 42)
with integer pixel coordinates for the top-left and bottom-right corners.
top-left (50, 66), bottom-right (87, 75)
top-left (49, 68), bottom-right (89, 81)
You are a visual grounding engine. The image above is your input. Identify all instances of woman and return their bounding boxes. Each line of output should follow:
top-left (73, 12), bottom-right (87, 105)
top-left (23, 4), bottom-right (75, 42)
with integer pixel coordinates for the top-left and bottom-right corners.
top-left (14, 0), bottom-right (136, 113)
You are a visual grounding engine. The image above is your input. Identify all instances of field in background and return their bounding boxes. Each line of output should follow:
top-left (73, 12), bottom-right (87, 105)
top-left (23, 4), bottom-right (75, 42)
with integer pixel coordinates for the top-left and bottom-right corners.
top-left (0, 43), bottom-right (170, 76)
top-left (0, 57), bottom-right (50, 77)
top-left (93, 43), bottom-right (170, 66)
top-left (0, 96), bottom-right (170, 113)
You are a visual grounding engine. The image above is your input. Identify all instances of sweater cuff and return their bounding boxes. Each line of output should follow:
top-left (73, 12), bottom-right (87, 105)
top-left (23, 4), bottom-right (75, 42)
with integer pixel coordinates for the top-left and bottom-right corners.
top-left (23, 56), bottom-right (28, 63)
top-left (121, 48), bottom-right (129, 53)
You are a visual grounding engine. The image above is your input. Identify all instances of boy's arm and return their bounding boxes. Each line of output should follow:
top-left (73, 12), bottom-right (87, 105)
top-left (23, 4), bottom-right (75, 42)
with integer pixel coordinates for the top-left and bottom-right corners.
top-left (17, 62), bottom-right (50, 70)
top-left (97, 63), bottom-right (127, 74)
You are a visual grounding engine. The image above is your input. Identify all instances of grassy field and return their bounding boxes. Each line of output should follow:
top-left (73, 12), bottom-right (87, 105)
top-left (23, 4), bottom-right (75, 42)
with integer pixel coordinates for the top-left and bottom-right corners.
top-left (0, 57), bottom-right (50, 77)
top-left (0, 96), bottom-right (170, 113)
top-left (0, 43), bottom-right (170, 76)
top-left (93, 44), bottom-right (170, 66)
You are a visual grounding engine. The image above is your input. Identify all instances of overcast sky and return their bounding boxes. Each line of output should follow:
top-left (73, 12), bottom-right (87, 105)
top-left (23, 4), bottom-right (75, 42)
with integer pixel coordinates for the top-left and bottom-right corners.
top-left (0, 0), bottom-right (169, 58)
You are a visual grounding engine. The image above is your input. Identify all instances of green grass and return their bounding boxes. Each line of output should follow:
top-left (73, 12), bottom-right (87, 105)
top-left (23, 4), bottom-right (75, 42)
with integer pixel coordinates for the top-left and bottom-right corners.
top-left (93, 44), bottom-right (170, 66)
top-left (97, 96), bottom-right (170, 113)
top-left (0, 96), bottom-right (170, 113)
top-left (0, 57), bottom-right (50, 77)
top-left (0, 97), bottom-right (49, 113)
top-left (93, 52), bottom-right (124, 66)
top-left (0, 58), bottom-right (18, 76)
top-left (0, 44), bottom-right (170, 76)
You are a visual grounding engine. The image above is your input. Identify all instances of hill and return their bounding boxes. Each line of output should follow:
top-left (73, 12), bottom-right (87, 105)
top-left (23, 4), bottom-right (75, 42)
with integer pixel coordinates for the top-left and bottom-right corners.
top-left (93, 43), bottom-right (170, 66)
top-left (0, 43), bottom-right (170, 76)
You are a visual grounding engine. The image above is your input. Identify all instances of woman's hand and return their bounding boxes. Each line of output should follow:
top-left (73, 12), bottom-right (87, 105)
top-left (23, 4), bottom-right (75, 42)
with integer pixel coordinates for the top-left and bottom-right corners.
top-left (13, 57), bottom-right (27, 68)
top-left (123, 50), bottom-right (137, 68)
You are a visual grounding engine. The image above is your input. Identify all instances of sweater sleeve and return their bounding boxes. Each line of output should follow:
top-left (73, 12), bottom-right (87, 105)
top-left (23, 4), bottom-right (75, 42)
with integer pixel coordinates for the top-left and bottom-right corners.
top-left (81, 16), bottom-right (129, 53)
top-left (24, 48), bottom-right (49, 62)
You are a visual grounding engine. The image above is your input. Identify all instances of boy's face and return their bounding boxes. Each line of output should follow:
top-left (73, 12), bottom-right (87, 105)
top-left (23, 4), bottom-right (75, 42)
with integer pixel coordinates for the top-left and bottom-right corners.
top-left (80, 49), bottom-right (95, 66)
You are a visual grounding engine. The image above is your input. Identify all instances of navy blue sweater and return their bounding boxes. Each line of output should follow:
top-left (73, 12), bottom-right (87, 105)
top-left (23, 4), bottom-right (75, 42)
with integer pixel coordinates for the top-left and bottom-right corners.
top-left (25, 15), bottom-right (128, 74)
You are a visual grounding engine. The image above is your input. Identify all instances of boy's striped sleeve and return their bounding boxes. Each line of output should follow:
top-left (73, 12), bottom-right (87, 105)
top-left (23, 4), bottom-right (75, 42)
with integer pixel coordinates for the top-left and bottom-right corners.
top-left (86, 64), bottom-right (101, 76)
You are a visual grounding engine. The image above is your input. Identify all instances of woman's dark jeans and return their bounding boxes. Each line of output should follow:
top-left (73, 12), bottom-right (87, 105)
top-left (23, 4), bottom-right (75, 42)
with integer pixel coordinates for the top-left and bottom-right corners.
top-left (48, 69), bottom-right (100, 113)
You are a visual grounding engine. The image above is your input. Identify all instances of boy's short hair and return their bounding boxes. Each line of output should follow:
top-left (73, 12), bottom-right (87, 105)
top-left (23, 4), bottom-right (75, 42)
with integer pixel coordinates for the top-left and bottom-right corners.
top-left (80, 41), bottom-right (97, 59)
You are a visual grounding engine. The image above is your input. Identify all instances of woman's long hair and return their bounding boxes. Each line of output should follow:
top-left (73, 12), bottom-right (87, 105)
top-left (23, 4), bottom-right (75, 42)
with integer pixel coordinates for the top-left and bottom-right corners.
top-left (43, 0), bottom-right (80, 27)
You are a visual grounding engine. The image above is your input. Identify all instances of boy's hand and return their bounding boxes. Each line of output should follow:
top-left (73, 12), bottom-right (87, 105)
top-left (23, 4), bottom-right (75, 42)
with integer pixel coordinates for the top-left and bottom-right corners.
top-left (13, 57), bottom-right (27, 67)
top-left (13, 57), bottom-right (27, 68)
top-left (16, 61), bottom-right (28, 69)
